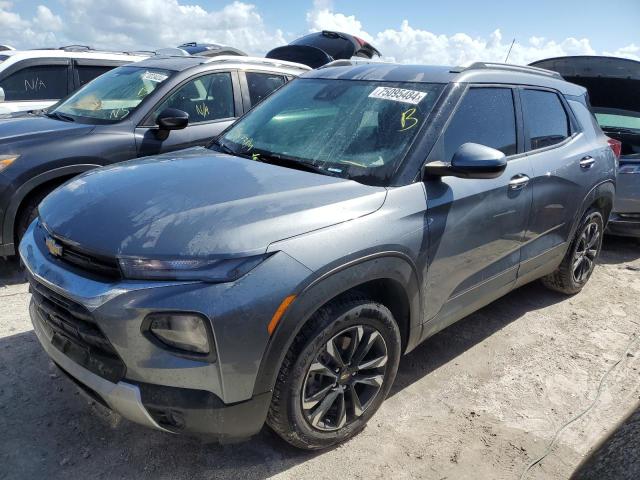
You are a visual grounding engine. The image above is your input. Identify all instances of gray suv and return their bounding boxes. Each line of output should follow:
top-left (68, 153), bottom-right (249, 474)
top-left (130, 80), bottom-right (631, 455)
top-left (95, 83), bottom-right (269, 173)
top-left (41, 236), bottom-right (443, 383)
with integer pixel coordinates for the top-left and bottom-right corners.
top-left (20, 61), bottom-right (616, 450)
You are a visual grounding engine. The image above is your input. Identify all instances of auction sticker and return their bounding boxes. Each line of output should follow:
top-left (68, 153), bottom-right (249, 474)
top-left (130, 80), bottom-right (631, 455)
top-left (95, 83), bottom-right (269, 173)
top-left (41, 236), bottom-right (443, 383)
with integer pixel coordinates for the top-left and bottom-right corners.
top-left (142, 71), bottom-right (169, 83)
top-left (369, 86), bottom-right (427, 105)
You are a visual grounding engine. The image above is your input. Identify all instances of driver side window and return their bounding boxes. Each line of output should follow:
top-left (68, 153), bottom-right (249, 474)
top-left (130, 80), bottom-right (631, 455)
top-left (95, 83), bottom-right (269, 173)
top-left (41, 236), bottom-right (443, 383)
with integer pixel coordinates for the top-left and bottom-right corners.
top-left (442, 87), bottom-right (517, 161)
top-left (152, 72), bottom-right (234, 125)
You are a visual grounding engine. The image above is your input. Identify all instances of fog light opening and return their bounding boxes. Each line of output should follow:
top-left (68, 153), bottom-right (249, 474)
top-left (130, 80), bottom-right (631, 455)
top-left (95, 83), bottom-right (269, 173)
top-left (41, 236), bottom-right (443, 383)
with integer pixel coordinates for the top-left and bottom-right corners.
top-left (146, 313), bottom-right (212, 356)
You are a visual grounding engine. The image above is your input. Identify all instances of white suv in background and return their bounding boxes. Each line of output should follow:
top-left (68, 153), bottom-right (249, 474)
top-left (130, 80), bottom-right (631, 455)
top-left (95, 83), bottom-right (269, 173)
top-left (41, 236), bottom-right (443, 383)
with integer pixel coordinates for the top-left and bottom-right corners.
top-left (0, 46), bottom-right (149, 115)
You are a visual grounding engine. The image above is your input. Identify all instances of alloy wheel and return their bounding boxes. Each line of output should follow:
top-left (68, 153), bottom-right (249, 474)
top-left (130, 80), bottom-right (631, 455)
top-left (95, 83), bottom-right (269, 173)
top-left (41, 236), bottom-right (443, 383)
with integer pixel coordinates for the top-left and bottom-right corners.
top-left (572, 218), bottom-right (601, 283)
top-left (301, 325), bottom-right (388, 431)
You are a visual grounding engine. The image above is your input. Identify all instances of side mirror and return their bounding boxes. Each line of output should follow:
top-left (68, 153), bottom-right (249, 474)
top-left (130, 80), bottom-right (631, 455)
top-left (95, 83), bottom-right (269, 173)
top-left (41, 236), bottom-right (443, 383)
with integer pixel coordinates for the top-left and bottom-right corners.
top-left (0, 87), bottom-right (5, 103)
top-left (423, 143), bottom-right (507, 180)
top-left (155, 108), bottom-right (188, 139)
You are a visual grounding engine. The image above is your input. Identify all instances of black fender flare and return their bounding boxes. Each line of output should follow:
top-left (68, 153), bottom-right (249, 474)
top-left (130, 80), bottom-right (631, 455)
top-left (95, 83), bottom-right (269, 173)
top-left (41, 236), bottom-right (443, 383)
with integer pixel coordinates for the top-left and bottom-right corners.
top-left (568, 179), bottom-right (615, 241)
top-left (2, 164), bottom-right (100, 250)
top-left (252, 252), bottom-right (422, 396)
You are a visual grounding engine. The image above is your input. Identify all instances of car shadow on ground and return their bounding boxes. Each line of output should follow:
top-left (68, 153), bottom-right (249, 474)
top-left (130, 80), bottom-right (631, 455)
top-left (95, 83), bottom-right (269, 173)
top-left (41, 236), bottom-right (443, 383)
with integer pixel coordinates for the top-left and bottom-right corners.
top-left (0, 256), bottom-right (25, 287)
top-left (599, 235), bottom-right (639, 265)
top-left (390, 280), bottom-right (567, 397)
top-left (0, 237), bottom-right (637, 479)
top-left (570, 402), bottom-right (640, 480)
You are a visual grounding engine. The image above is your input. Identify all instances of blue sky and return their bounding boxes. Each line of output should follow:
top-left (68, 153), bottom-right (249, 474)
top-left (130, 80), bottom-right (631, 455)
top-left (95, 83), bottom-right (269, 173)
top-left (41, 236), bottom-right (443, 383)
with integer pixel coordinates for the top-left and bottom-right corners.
top-left (3, 0), bottom-right (638, 64)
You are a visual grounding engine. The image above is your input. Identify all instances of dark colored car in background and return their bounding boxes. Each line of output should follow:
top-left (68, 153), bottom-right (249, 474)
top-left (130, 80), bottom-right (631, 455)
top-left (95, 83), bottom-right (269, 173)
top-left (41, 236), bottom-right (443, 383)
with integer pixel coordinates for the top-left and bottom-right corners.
top-left (20, 61), bottom-right (616, 450)
top-left (531, 56), bottom-right (640, 238)
top-left (0, 55), bottom-right (309, 257)
top-left (267, 30), bottom-right (381, 68)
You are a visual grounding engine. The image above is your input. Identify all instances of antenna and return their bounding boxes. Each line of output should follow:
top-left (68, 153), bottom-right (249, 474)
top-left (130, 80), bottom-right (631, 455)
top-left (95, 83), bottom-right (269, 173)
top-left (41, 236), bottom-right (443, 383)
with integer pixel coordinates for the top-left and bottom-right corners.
top-left (504, 38), bottom-right (516, 63)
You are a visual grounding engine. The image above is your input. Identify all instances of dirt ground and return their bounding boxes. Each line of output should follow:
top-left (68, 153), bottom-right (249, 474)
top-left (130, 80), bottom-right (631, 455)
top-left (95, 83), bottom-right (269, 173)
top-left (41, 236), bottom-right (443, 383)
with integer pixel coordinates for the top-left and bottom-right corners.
top-left (1, 236), bottom-right (639, 480)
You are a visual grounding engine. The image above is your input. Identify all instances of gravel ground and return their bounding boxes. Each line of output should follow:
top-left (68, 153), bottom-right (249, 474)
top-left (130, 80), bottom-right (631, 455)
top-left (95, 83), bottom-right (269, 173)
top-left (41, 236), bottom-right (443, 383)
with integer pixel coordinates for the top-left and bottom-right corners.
top-left (1, 236), bottom-right (639, 480)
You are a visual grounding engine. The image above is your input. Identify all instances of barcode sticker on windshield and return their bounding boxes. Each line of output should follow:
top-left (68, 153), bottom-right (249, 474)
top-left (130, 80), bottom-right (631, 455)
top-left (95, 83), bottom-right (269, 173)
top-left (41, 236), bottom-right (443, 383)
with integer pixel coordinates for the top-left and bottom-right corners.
top-left (368, 87), bottom-right (427, 105)
top-left (142, 71), bottom-right (168, 83)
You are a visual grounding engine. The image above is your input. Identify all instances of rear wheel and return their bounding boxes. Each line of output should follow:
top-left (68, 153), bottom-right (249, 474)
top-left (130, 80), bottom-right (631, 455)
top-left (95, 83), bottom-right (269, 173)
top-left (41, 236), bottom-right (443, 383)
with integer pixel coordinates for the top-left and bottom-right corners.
top-left (267, 295), bottom-right (401, 450)
top-left (541, 209), bottom-right (604, 294)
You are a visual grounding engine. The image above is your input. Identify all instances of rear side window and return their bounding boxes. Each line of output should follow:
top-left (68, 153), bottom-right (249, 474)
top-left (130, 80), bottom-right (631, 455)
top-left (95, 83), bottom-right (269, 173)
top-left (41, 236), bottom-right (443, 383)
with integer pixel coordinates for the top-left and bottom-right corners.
top-left (246, 72), bottom-right (286, 105)
top-left (521, 89), bottom-right (570, 150)
top-left (77, 65), bottom-right (114, 87)
top-left (443, 87), bottom-right (517, 160)
top-left (0, 64), bottom-right (68, 101)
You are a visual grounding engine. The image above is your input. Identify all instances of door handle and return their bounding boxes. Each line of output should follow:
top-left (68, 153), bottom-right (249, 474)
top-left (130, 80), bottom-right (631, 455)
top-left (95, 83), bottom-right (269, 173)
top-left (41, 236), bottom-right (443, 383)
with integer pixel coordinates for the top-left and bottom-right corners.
top-left (580, 156), bottom-right (596, 168)
top-left (509, 174), bottom-right (530, 190)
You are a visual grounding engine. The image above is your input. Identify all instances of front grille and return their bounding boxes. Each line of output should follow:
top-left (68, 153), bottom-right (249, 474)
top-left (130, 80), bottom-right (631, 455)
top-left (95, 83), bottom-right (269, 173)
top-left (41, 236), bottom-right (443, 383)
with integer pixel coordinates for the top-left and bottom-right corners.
top-left (29, 277), bottom-right (126, 383)
top-left (52, 235), bottom-right (122, 281)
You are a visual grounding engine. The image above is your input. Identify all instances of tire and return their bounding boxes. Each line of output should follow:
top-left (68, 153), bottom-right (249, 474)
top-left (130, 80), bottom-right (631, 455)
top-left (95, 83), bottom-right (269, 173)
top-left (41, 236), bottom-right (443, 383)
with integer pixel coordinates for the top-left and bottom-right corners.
top-left (541, 209), bottom-right (604, 295)
top-left (267, 294), bottom-right (401, 450)
top-left (14, 189), bottom-right (51, 247)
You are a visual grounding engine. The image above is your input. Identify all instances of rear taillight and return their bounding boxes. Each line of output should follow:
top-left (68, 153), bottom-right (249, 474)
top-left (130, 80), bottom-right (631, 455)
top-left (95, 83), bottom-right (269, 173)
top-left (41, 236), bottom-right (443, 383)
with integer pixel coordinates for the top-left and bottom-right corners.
top-left (607, 137), bottom-right (622, 159)
top-left (354, 36), bottom-right (366, 47)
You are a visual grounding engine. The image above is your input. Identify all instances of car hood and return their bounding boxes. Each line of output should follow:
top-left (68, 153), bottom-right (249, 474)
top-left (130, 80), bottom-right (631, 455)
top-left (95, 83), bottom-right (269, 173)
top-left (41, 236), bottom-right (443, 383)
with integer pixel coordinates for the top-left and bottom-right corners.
top-left (0, 114), bottom-right (93, 145)
top-left (39, 147), bottom-right (387, 258)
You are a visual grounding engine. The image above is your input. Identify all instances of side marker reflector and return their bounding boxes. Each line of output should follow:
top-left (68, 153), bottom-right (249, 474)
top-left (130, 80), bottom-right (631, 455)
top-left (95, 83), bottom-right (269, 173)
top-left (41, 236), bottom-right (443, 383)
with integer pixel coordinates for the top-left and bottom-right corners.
top-left (268, 295), bottom-right (296, 335)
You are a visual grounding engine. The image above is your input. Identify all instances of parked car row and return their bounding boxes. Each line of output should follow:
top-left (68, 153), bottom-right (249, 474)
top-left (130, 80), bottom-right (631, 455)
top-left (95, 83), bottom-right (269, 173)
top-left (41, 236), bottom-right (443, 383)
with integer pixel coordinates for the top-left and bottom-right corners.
top-left (0, 31), bottom-right (633, 450)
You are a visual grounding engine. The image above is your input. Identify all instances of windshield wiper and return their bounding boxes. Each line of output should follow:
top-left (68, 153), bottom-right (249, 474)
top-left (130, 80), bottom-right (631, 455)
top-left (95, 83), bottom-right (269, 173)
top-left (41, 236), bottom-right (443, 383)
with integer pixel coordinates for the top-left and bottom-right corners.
top-left (254, 151), bottom-right (335, 176)
top-left (46, 111), bottom-right (75, 122)
top-left (209, 138), bottom-right (236, 155)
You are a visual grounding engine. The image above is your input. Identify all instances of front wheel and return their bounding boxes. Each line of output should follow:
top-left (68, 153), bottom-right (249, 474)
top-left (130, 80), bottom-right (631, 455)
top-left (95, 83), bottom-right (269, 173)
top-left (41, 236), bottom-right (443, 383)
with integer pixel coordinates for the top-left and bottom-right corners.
top-left (267, 295), bottom-right (401, 450)
top-left (541, 209), bottom-right (604, 294)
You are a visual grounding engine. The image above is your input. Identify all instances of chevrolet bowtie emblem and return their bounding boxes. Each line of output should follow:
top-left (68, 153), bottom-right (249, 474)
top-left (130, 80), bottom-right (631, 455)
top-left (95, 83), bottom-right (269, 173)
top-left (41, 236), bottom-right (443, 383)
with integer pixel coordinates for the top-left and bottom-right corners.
top-left (45, 236), bottom-right (63, 257)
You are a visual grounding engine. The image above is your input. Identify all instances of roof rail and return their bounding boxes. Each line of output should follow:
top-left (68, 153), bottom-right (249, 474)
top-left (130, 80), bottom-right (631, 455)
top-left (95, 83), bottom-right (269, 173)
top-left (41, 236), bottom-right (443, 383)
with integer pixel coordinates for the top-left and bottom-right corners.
top-left (59, 44), bottom-right (93, 52)
top-left (203, 55), bottom-right (311, 71)
top-left (455, 62), bottom-right (564, 80)
top-left (320, 59), bottom-right (387, 69)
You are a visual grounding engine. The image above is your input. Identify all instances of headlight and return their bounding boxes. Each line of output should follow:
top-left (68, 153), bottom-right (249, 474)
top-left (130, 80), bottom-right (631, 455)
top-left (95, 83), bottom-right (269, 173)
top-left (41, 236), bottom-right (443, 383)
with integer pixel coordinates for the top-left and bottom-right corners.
top-left (619, 164), bottom-right (640, 174)
top-left (0, 154), bottom-right (19, 172)
top-left (118, 253), bottom-right (269, 282)
top-left (146, 313), bottom-right (211, 355)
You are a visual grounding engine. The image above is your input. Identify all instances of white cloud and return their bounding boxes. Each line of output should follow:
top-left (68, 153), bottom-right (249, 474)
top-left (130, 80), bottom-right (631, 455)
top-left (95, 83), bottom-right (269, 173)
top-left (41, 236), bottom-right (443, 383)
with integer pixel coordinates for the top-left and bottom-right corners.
top-left (0, 0), bottom-right (635, 66)
top-left (306, 5), bottom-right (609, 66)
top-left (0, 0), bottom-right (286, 55)
top-left (604, 43), bottom-right (640, 61)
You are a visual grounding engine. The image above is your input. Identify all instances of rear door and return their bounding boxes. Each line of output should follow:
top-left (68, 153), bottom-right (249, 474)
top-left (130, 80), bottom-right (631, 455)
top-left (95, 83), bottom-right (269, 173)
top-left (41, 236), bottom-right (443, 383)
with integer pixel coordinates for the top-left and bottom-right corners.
top-left (135, 70), bottom-right (242, 157)
top-left (0, 58), bottom-right (72, 112)
top-left (423, 85), bottom-right (533, 324)
top-left (239, 71), bottom-right (287, 110)
top-left (518, 88), bottom-right (601, 268)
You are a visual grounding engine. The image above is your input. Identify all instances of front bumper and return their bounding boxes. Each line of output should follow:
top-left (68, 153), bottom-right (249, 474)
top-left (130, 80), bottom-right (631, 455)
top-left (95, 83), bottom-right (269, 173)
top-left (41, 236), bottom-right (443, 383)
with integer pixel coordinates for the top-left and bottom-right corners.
top-left (30, 300), bottom-right (165, 431)
top-left (32, 301), bottom-right (272, 438)
top-left (20, 221), bottom-right (312, 438)
top-left (606, 213), bottom-right (640, 238)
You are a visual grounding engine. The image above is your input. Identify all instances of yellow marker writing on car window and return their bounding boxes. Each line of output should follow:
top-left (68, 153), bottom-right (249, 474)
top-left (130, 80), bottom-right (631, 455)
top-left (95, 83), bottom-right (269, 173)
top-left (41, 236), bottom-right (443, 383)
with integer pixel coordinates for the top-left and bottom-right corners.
top-left (252, 153), bottom-right (260, 161)
top-left (196, 103), bottom-right (209, 117)
top-left (399, 108), bottom-right (419, 131)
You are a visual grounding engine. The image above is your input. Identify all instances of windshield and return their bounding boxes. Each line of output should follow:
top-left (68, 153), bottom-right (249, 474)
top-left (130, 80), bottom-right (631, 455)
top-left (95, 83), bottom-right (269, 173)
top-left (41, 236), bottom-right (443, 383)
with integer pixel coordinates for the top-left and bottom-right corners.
top-left (217, 78), bottom-right (444, 185)
top-left (595, 109), bottom-right (640, 132)
top-left (51, 66), bottom-right (172, 123)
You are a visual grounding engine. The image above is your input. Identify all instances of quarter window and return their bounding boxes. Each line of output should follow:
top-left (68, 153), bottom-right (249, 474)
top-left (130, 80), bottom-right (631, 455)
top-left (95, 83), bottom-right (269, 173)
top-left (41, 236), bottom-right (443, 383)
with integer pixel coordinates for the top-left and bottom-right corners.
top-left (521, 89), bottom-right (570, 150)
top-left (245, 72), bottom-right (286, 105)
top-left (443, 87), bottom-right (517, 161)
top-left (0, 64), bottom-right (68, 101)
top-left (152, 72), bottom-right (234, 124)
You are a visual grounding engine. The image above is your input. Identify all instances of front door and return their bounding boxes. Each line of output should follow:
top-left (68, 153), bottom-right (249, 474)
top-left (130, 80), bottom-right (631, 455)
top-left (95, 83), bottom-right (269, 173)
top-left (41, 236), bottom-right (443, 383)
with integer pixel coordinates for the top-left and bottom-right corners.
top-left (135, 71), bottom-right (238, 157)
top-left (421, 86), bottom-right (533, 333)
